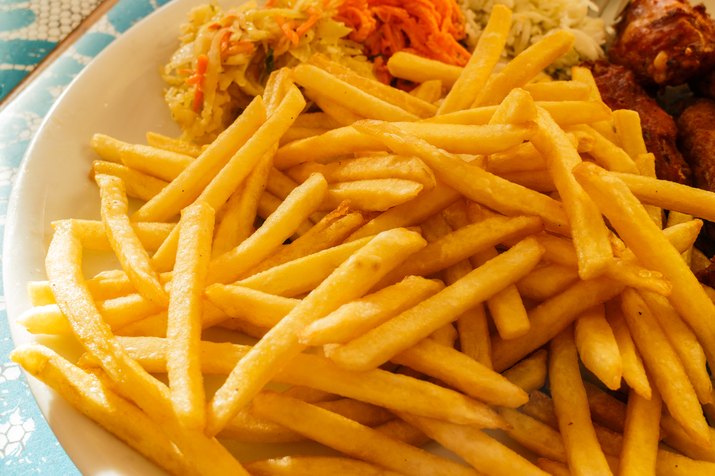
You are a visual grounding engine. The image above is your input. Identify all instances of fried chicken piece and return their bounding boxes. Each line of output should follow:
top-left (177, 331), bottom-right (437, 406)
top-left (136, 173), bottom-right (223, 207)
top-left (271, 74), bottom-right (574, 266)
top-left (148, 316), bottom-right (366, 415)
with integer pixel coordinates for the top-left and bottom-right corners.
top-left (678, 98), bottom-right (715, 191)
top-left (608, 0), bottom-right (715, 86)
top-left (588, 61), bottom-right (692, 184)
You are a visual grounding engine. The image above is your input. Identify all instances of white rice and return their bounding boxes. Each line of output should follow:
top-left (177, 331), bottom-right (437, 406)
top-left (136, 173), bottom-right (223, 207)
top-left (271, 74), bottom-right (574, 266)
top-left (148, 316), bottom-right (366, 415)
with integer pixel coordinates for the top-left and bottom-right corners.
top-left (459, 0), bottom-right (608, 76)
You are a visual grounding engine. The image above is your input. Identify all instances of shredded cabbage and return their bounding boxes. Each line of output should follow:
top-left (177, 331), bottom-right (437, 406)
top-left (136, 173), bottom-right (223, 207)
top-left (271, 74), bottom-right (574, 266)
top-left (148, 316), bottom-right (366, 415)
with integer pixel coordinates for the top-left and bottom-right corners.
top-left (458, 0), bottom-right (608, 77)
top-left (163, 0), bottom-right (370, 143)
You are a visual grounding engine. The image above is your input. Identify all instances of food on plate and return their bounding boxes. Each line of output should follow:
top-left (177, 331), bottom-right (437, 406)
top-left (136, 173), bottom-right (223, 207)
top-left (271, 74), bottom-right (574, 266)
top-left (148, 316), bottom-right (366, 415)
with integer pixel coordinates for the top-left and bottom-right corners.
top-left (459, 0), bottom-right (608, 77)
top-left (588, 60), bottom-right (692, 184)
top-left (608, 0), bottom-right (715, 86)
top-left (162, 0), bottom-right (368, 143)
top-left (678, 98), bottom-right (715, 192)
top-left (12, 2), bottom-right (715, 475)
top-left (164, 0), bottom-right (610, 142)
top-left (336, 0), bottom-right (471, 81)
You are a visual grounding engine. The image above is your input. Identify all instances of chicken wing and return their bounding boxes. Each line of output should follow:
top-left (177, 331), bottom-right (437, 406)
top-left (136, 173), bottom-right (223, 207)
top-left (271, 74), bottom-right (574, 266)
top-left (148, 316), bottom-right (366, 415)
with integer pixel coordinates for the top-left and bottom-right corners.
top-left (608, 0), bottom-right (715, 86)
top-left (588, 60), bottom-right (692, 184)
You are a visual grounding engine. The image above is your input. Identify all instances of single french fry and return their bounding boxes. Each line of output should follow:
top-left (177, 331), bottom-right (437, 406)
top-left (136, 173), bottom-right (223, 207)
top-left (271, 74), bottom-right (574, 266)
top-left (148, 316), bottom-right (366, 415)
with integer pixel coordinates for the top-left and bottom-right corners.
top-left (605, 300), bottom-right (651, 399)
top-left (619, 387), bottom-right (662, 476)
top-left (92, 134), bottom-right (194, 182)
top-left (327, 238), bottom-right (544, 371)
top-left (523, 80), bottom-right (591, 101)
top-left (281, 125), bottom-right (328, 144)
top-left (386, 52), bottom-right (462, 87)
top-left (274, 122), bottom-right (533, 169)
top-left (535, 459), bottom-right (571, 476)
top-left (612, 171), bottom-right (715, 222)
top-left (353, 120), bottom-right (569, 235)
top-left (550, 326), bottom-right (613, 476)
top-left (245, 456), bottom-right (403, 476)
top-left (620, 288), bottom-right (710, 447)
top-left (256, 191), bottom-right (315, 237)
top-left (307, 91), bottom-right (365, 126)
top-left (516, 263), bottom-right (579, 301)
top-left (473, 30), bottom-right (575, 106)
top-left (492, 276), bottom-right (625, 372)
top-left (462, 244), bottom-right (530, 339)
top-left (521, 390), bottom-right (559, 428)
top-left (431, 101), bottom-right (610, 127)
top-left (486, 143), bottom-right (546, 174)
top-left (19, 293), bottom-right (162, 335)
top-left (574, 304), bottom-right (622, 391)
top-left (95, 174), bottom-right (167, 306)
top-left (91, 161), bottom-right (168, 201)
top-left (488, 88), bottom-right (538, 125)
top-left (166, 202), bottom-right (214, 429)
top-left (234, 236), bottom-right (372, 297)
top-left (377, 215), bottom-right (543, 287)
top-left (132, 96), bottom-right (266, 222)
top-left (211, 150), bottom-right (273, 256)
top-left (251, 393), bottom-right (477, 476)
top-left (206, 228), bottom-right (427, 435)
top-left (532, 107), bottom-right (613, 279)
top-left (410, 79), bottom-right (443, 103)
top-left (570, 125), bottom-right (639, 174)
top-left (45, 221), bottom-right (248, 475)
top-left (57, 219), bottom-right (174, 252)
top-left (292, 112), bottom-right (339, 130)
top-left (207, 173), bottom-right (328, 284)
top-left (438, 5), bottom-right (512, 114)
top-left (612, 109), bottom-right (647, 159)
top-left (322, 179), bottom-right (423, 211)
top-left (574, 162), bottom-right (715, 367)
top-left (348, 183), bottom-right (461, 240)
top-left (145, 131), bottom-right (203, 157)
top-left (294, 64), bottom-right (418, 122)
top-left (11, 345), bottom-right (195, 475)
top-left (205, 285), bottom-right (296, 328)
top-left (301, 276), bottom-right (443, 345)
top-left (498, 407), bottom-right (567, 463)
top-left (666, 211), bottom-right (695, 263)
top-left (248, 208), bottom-right (364, 275)
top-left (640, 290), bottom-right (712, 404)
top-left (392, 338), bottom-right (528, 407)
top-left (287, 154), bottom-right (436, 188)
top-left (502, 349), bottom-right (548, 393)
top-left (656, 450), bottom-right (715, 476)
top-left (222, 397), bottom-right (392, 443)
top-left (310, 54), bottom-right (437, 118)
top-left (582, 382), bottom-right (627, 433)
top-left (400, 412), bottom-right (548, 476)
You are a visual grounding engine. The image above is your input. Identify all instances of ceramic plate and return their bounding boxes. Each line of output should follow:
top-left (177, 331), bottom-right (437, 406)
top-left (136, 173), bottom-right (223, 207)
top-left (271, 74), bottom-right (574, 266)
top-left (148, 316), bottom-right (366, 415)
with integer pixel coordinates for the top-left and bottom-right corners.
top-left (4, 0), bottom-right (207, 473)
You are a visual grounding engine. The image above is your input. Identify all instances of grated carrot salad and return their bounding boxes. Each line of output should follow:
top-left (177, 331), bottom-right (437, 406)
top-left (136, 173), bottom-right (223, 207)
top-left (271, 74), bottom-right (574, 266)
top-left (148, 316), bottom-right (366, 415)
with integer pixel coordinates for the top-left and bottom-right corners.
top-left (336, 0), bottom-right (471, 80)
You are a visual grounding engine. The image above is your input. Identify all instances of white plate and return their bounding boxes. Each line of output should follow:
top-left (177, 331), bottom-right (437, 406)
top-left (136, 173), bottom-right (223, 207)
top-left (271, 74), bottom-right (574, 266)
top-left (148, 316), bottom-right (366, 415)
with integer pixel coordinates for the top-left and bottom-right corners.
top-left (4, 0), bottom-right (209, 473)
top-left (7, 1), bottom-right (715, 474)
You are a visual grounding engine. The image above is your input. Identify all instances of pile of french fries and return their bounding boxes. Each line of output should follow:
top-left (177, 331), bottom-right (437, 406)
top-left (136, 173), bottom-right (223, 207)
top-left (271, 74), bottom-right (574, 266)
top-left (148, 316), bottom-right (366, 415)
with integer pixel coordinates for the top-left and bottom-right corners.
top-left (14, 4), bottom-right (715, 475)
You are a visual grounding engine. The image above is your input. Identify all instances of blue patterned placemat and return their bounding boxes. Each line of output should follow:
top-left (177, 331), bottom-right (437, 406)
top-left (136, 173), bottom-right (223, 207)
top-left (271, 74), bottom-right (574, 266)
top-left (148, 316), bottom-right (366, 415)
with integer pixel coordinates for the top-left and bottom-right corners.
top-left (0, 1), bottom-right (171, 473)
top-left (0, 0), bottom-right (106, 101)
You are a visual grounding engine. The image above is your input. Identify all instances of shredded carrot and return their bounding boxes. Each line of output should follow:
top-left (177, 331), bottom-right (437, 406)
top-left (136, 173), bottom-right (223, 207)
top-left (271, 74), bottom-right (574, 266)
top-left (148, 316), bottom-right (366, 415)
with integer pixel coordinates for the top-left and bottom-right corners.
top-left (225, 40), bottom-right (256, 56)
top-left (265, 0), bottom-right (278, 7)
top-left (219, 29), bottom-right (232, 57)
top-left (189, 54), bottom-right (209, 113)
top-left (335, 0), bottom-right (470, 81)
top-left (296, 6), bottom-right (323, 38)
top-left (274, 15), bottom-right (300, 46)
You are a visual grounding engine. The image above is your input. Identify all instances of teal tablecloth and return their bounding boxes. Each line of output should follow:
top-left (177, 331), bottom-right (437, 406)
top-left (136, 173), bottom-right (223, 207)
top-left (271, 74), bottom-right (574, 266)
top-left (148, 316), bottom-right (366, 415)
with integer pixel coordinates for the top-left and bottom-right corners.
top-left (0, 1), bottom-right (171, 473)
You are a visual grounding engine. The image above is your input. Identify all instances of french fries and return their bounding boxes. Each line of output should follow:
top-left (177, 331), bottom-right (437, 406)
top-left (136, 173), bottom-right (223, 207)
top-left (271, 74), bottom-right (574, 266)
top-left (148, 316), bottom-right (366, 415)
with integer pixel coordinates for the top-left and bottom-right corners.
top-left (15, 5), bottom-right (715, 474)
